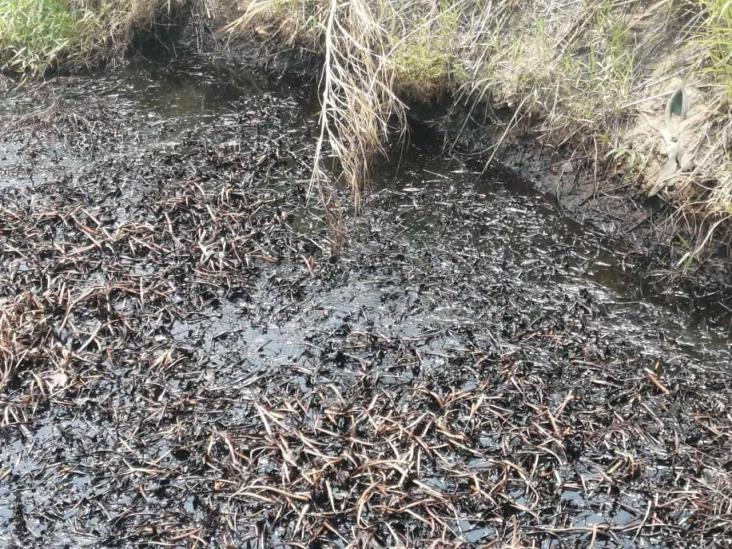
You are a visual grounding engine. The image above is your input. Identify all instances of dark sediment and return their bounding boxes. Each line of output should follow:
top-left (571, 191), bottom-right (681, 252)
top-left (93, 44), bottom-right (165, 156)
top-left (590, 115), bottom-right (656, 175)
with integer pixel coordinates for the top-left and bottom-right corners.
top-left (410, 102), bottom-right (732, 320)
top-left (0, 53), bottom-right (730, 548)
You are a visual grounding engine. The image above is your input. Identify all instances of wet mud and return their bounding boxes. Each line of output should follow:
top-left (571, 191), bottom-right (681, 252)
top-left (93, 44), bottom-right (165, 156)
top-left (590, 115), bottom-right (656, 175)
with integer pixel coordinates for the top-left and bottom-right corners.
top-left (1, 54), bottom-right (731, 548)
top-left (415, 103), bottom-right (732, 316)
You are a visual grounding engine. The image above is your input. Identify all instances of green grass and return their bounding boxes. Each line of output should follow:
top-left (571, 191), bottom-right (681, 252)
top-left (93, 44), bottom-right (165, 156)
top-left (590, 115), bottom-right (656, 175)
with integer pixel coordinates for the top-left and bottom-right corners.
top-left (701, 0), bottom-right (732, 99)
top-left (389, 4), bottom-right (461, 96)
top-left (0, 0), bottom-right (107, 75)
top-left (0, 0), bottom-right (196, 76)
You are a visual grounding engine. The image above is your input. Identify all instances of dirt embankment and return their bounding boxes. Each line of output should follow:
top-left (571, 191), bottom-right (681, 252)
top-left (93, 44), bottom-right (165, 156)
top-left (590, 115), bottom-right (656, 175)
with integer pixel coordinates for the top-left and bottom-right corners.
top-left (210, 47), bottom-right (732, 324)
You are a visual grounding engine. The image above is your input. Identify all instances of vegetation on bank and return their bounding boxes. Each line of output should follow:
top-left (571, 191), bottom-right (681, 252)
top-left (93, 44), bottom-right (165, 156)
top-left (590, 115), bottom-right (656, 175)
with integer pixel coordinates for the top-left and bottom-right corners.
top-left (0, 0), bottom-right (98, 74)
top-left (228, 0), bottom-right (732, 261)
top-left (704, 0), bottom-right (732, 100)
top-left (0, 0), bottom-right (195, 75)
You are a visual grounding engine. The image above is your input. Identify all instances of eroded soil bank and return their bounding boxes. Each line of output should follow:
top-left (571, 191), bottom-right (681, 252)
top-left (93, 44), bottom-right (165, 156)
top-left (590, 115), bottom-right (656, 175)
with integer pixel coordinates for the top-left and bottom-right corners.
top-left (1, 50), bottom-right (731, 547)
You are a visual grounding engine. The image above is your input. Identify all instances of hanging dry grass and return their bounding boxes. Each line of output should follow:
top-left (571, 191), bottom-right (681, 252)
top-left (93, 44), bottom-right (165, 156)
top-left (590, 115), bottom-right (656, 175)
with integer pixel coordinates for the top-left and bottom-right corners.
top-left (310, 0), bottom-right (405, 206)
top-left (228, 0), bottom-right (407, 255)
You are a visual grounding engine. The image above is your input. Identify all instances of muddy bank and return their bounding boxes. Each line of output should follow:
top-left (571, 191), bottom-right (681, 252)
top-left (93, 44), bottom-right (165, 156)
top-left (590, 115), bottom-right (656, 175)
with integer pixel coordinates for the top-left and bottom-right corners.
top-left (224, 32), bottom-right (732, 322)
top-left (1, 52), bottom-right (731, 548)
top-left (403, 102), bottom-right (732, 332)
top-left (228, 29), bottom-right (732, 326)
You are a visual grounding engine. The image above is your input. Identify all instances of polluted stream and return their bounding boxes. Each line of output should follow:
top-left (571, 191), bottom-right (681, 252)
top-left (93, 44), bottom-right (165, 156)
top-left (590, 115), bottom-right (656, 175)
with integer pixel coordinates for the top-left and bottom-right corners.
top-left (0, 56), bottom-right (730, 548)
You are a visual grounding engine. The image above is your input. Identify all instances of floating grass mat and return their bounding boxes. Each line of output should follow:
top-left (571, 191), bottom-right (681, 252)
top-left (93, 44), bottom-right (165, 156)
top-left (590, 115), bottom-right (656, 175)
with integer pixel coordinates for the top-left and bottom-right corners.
top-left (0, 59), bottom-right (731, 547)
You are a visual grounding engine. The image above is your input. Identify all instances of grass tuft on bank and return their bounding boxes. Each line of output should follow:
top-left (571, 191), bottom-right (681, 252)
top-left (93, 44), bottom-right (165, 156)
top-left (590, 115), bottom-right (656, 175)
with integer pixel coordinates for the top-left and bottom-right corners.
top-left (702, 0), bottom-right (732, 99)
top-left (0, 0), bottom-right (96, 74)
top-left (229, 0), bottom-right (732, 262)
top-left (0, 0), bottom-right (198, 75)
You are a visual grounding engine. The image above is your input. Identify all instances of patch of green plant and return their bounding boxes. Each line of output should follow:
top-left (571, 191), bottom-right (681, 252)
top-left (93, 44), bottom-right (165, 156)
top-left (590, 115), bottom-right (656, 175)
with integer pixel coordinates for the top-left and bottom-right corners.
top-left (0, 0), bottom-right (110, 75)
top-left (700, 0), bottom-right (732, 99)
top-left (390, 4), bottom-right (460, 91)
top-left (606, 146), bottom-right (649, 175)
top-left (392, 36), bottom-right (451, 82)
top-left (589, 15), bottom-right (635, 105)
top-left (675, 233), bottom-right (697, 270)
top-left (551, 10), bottom-right (636, 131)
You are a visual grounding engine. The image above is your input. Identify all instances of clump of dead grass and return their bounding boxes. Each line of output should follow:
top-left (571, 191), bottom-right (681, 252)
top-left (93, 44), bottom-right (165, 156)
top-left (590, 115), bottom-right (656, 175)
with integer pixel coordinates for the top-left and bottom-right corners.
top-left (228, 0), bottom-right (408, 255)
top-left (308, 0), bottom-right (406, 255)
top-left (0, 293), bottom-right (67, 400)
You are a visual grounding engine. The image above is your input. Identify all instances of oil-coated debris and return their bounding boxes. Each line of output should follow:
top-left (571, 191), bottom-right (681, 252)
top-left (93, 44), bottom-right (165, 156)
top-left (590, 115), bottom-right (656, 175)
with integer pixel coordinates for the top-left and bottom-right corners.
top-left (1, 58), bottom-right (730, 548)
